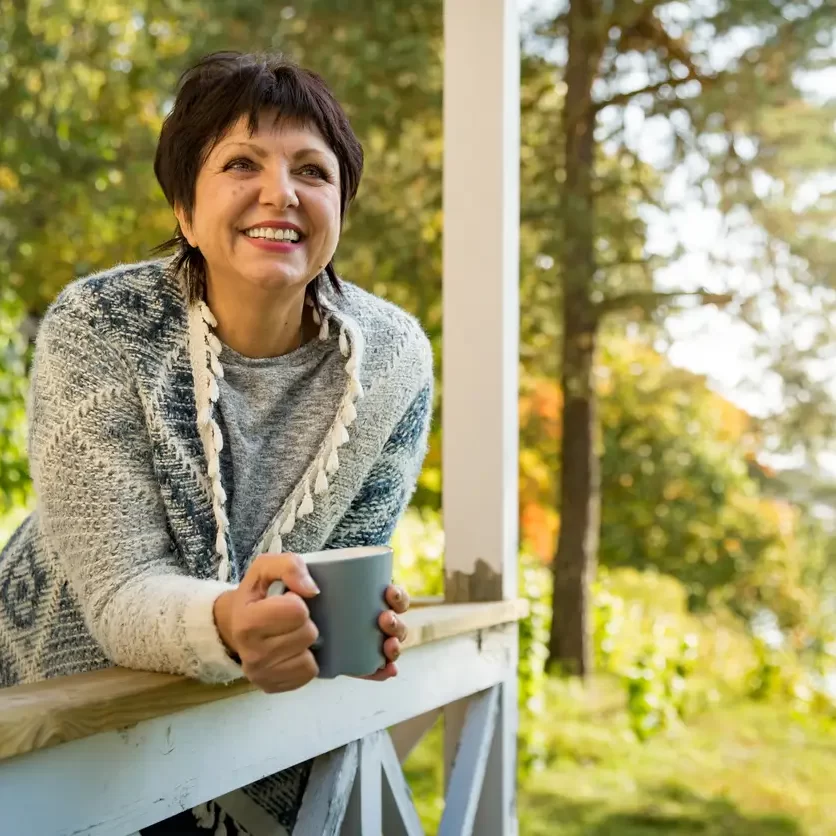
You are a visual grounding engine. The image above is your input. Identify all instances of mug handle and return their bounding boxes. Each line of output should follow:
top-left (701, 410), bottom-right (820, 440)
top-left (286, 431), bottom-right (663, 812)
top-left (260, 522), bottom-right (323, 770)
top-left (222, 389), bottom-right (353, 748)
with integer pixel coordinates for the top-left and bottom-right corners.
top-left (267, 580), bottom-right (322, 651)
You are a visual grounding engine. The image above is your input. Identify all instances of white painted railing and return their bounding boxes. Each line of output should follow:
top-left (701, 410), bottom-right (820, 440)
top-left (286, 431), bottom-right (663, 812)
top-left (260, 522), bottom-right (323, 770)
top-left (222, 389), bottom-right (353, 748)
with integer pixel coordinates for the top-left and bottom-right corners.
top-left (0, 601), bottom-right (525, 835)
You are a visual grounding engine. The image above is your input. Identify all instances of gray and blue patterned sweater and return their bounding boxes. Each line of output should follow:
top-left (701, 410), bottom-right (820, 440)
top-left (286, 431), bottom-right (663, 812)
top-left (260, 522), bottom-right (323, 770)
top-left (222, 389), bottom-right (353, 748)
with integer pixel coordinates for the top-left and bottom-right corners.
top-left (0, 258), bottom-right (432, 831)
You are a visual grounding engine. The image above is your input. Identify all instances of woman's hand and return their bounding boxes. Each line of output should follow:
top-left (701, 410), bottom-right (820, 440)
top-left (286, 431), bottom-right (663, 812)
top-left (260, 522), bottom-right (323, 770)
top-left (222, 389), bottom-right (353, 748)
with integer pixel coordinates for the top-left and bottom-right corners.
top-left (360, 584), bottom-right (410, 682)
top-left (213, 553), bottom-right (321, 693)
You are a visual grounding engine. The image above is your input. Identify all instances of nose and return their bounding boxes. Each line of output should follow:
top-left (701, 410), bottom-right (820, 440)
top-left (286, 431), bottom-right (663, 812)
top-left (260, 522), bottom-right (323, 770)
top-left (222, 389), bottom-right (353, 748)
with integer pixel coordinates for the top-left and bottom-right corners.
top-left (260, 165), bottom-right (299, 209)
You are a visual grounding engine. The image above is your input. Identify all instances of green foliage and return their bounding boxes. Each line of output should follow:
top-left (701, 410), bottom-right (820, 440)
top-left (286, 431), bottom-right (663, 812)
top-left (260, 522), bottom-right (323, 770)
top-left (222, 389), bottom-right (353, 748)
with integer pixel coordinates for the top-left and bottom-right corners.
top-left (621, 634), bottom-right (699, 742)
top-left (517, 551), bottom-right (552, 771)
top-left (405, 668), bottom-right (836, 835)
top-left (592, 569), bottom-right (703, 741)
top-left (0, 290), bottom-right (30, 514)
top-left (596, 336), bottom-right (829, 633)
top-left (390, 506), bottom-right (443, 597)
top-left (747, 636), bottom-right (836, 720)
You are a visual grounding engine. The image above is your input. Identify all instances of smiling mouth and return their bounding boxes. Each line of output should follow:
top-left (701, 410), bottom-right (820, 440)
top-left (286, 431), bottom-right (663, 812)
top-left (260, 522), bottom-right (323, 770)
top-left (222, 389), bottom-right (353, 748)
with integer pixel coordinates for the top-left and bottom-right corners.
top-left (242, 226), bottom-right (304, 243)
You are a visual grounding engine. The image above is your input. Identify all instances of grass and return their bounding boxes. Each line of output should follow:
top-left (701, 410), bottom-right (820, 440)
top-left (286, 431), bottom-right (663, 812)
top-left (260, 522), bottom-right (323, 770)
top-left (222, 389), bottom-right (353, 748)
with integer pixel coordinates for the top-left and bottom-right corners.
top-left (403, 676), bottom-right (836, 835)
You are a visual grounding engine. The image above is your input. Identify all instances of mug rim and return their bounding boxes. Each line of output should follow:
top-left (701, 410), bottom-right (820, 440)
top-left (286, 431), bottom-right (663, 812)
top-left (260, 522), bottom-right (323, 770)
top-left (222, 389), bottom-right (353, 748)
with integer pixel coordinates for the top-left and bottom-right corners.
top-left (302, 545), bottom-right (392, 565)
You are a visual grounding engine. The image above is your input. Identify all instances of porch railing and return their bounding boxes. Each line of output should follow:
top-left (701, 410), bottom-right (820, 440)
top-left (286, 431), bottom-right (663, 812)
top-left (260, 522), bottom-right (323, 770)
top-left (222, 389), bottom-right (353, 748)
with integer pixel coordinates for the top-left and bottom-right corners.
top-left (0, 599), bottom-right (526, 835)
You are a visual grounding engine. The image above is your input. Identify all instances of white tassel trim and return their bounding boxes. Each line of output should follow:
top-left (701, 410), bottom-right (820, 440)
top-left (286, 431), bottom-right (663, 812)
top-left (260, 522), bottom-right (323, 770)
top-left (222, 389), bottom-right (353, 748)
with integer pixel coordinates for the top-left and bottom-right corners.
top-left (268, 533), bottom-right (283, 554)
top-left (199, 302), bottom-right (217, 328)
top-left (326, 447), bottom-right (339, 474)
top-left (333, 420), bottom-right (350, 447)
top-left (210, 354), bottom-right (224, 378)
top-left (339, 327), bottom-right (349, 357)
top-left (211, 420), bottom-right (224, 452)
top-left (350, 377), bottom-right (364, 399)
top-left (311, 306), bottom-right (321, 325)
top-left (298, 486), bottom-right (314, 517)
top-left (341, 400), bottom-right (357, 426)
top-left (318, 316), bottom-right (330, 341)
top-left (345, 353), bottom-right (358, 375)
top-left (279, 502), bottom-right (297, 535)
top-left (315, 467), bottom-right (328, 495)
top-left (189, 302), bottom-right (231, 584)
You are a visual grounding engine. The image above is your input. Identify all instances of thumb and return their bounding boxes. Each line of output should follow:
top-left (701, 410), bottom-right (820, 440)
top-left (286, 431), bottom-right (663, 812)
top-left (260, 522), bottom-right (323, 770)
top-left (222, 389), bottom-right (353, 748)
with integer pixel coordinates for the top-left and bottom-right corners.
top-left (245, 553), bottom-right (320, 600)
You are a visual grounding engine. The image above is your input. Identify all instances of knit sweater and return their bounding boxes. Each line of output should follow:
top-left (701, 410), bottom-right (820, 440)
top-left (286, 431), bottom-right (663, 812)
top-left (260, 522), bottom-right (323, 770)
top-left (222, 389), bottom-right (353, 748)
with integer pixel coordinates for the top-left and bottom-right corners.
top-left (0, 258), bottom-right (433, 829)
top-left (215, 338), bottom-right (346, 563)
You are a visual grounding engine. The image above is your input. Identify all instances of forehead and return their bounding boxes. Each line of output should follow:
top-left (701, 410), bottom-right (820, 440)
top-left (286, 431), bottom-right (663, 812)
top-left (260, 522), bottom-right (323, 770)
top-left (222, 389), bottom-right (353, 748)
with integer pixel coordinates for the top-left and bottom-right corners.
top-left (213, 111), bottom-right (335, 157)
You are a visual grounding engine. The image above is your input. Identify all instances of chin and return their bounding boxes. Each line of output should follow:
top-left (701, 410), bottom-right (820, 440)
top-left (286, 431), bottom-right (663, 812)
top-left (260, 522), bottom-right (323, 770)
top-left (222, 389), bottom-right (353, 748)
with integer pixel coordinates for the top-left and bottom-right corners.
top-left (241, 267), bottom-right (307, 294)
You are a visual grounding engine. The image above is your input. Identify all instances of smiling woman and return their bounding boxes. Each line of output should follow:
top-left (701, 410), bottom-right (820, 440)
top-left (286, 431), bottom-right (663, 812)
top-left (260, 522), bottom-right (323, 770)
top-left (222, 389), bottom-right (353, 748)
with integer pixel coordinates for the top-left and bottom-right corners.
top-left (0, 51), bottom-right (433, 835)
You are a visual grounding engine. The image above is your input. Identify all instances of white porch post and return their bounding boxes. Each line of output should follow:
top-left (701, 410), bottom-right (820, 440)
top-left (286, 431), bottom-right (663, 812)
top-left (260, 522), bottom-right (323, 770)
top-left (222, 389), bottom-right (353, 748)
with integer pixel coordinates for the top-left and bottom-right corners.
top-left (442, 0), bottom-right (520, 604)
top-left (442, 0), bottom-right (520, 834)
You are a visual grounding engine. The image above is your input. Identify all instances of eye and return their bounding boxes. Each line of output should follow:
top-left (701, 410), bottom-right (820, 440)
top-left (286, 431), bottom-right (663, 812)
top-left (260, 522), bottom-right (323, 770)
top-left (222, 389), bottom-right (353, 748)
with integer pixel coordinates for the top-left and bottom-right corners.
top-left (224, 157), bottom-right (256, 172)
top-left (298, 163), bottom-right (330, 180)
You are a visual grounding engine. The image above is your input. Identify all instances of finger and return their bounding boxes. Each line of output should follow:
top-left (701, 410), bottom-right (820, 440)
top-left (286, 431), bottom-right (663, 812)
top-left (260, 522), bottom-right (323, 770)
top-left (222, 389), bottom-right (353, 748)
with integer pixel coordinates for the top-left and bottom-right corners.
top-left (382, 636), bottom-right (401, 664)
top-left (360, 661), bottom-right (398, 682)
top-left (252, 650), bottom-right (319, 694)
top-left (385, 585), bottom-right (410, 614)
top-left (378, 610), bottom-right (408, 642)
top-left (247, 553), bottom-right (320, 599)
top-left (240, 592), bottom-right (311, 641)
top-left (241, 617), bottom-right (319, 667)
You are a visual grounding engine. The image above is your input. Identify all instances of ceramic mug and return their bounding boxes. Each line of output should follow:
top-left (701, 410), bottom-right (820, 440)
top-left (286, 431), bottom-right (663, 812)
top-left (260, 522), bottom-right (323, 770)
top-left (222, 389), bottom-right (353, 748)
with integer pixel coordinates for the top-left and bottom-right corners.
top-left (268, 545), bottom-right (393, 678)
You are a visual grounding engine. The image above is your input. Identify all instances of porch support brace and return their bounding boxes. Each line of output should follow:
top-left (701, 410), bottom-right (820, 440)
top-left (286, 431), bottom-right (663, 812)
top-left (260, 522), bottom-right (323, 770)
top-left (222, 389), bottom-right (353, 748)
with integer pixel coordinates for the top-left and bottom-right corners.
top-left (295, 741), bottom-right (359, 836)
top-left (438, 686), bottom-right (500, 836)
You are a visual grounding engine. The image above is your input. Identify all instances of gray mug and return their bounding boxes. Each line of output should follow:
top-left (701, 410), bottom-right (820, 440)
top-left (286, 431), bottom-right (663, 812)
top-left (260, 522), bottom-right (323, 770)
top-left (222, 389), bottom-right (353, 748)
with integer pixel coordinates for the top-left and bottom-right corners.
top-left (268, 545), bottom-right (393, 679)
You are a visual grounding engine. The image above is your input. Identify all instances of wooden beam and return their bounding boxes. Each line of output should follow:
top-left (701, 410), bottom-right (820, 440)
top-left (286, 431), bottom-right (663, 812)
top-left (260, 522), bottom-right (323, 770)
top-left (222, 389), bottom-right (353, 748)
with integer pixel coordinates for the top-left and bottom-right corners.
top-left (438, 687), bottom-right (500, 836)
top-left (294, 742), bottom-right (359, 836)
top-left (0, 599), bottom-right (526, 763)
top-left (0, 627), bottom-right (516, 836)
top-left (472, 663), bottom-right (519, 836)
top-left (443, 696), bottom-right (470, 792)
top-left (381, 732), bottom-right (425, 836)
top-left (442, 0), bottom-right (520, 604)
top-left (342, 733), bottom-right (383, 836)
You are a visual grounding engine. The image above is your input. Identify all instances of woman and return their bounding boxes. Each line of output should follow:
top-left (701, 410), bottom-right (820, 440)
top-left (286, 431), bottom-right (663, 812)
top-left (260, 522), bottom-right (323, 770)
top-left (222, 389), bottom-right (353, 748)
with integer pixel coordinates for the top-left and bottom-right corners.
top-left (0, 51), bottom-right (433, 834)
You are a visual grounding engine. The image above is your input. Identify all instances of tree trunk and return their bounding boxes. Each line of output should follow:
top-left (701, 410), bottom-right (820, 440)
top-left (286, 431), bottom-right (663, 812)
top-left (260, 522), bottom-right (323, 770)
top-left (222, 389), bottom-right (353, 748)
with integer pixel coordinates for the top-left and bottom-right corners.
top-left (548, 0), bottom-right (604, 678)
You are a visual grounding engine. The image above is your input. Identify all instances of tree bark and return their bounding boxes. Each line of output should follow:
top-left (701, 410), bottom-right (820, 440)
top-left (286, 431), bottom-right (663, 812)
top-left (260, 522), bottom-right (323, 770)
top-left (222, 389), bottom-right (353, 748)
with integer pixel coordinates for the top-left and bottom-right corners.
top-left (548, 0), bottom-right (605, 678)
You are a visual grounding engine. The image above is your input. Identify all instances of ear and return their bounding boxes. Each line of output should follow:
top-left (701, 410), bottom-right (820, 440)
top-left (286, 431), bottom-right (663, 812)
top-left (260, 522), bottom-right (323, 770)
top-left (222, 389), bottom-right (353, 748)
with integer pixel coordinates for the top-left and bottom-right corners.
top-left (174, 205), bottom-right (197, 248)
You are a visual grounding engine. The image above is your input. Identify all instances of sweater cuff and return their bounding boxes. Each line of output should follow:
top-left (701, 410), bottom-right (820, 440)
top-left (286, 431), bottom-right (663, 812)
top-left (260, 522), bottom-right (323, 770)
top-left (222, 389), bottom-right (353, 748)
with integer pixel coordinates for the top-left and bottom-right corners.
top-left (183, 580), bottom-right (243, 683)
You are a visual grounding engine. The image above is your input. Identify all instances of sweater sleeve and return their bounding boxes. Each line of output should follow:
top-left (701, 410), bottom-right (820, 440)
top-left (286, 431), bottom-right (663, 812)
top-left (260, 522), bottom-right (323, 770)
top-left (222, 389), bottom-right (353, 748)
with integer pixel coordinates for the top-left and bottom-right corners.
top-left (28, 309), bottom-right (242, 683)
top-left (325, 382), bottom-right (433, 550)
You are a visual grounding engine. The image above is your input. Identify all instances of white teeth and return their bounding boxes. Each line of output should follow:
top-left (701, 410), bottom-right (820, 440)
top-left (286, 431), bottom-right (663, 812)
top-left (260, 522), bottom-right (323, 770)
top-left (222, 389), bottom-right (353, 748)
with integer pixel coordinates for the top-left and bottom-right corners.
top-left (244, 227), bottom-right (301, 242)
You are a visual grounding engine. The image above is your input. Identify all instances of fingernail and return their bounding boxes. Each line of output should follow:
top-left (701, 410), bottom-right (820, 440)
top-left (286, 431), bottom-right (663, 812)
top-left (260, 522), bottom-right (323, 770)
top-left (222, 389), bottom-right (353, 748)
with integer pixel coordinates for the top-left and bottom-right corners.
top-left (389, 613), bottom-right (398, 629)
top-left (303, 575), bottom-right (320, 594)
top-left (392, 587), bottom-right (402, 603)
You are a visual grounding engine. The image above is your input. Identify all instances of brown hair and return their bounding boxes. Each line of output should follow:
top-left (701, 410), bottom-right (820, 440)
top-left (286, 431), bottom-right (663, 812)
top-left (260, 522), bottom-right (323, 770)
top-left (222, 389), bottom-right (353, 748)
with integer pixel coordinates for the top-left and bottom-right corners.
top-left (153, 51), bottom-right (364, 307)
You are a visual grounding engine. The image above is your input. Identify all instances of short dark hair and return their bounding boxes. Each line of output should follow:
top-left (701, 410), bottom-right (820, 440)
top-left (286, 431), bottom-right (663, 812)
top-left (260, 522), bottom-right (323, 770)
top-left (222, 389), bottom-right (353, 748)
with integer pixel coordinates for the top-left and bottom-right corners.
top-left (153, 51), bottom-right (364, 307)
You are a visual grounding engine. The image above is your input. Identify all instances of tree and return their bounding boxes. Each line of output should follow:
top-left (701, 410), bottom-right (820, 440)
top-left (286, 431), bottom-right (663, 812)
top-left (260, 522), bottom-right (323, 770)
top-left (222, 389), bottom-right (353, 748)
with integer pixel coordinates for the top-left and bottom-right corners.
top-left (540, 0), bottom-right (836, 676)
top-left (520, 335), bottom-right (830, 634)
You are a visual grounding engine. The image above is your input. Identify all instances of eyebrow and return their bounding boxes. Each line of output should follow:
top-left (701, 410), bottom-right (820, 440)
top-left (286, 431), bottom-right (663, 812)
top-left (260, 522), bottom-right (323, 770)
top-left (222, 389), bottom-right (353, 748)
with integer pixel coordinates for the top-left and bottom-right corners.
top-left (222, 141), bottom-right (336, 164)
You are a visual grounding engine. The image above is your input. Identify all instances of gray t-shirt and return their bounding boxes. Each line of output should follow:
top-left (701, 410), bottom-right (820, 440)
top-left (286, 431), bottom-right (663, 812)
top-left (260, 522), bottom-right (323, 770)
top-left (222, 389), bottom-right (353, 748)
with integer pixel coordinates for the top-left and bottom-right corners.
top-left (216, 337), bottom-right (344, 563)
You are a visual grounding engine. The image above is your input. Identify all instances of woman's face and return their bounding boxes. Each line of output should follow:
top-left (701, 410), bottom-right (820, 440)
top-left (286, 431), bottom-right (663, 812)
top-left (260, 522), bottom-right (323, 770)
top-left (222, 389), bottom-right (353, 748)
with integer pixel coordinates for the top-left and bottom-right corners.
top-left (177, 112), bottom-right (342, 298)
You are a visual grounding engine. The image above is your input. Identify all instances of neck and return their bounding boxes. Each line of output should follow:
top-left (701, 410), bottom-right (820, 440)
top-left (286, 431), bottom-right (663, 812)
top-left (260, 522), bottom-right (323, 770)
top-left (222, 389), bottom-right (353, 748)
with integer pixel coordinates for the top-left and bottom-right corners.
top-left (206, 281), bottom-right (309, 359)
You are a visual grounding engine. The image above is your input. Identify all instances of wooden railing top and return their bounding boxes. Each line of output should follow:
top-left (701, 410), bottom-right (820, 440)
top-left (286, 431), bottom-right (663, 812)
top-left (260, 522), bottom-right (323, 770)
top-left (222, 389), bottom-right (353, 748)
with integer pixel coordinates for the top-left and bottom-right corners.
top-left (0, 598), bottom-right (527, 763)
